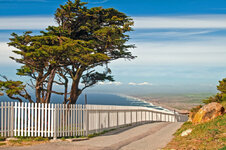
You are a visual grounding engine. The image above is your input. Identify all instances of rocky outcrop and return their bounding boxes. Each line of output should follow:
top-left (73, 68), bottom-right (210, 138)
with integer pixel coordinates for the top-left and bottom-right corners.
top-left (181, 129), bottom-right (192, 136)
top-left (6, 137), bottom-right (18, 141)
top-left (188, 105), bottom-right (202, 122)
top-left (192, 102), bottom-right (225, 124)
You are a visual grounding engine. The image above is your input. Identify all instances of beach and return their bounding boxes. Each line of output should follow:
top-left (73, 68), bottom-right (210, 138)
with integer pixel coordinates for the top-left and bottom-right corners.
top-left (127, 94), bottom-right (208, 114)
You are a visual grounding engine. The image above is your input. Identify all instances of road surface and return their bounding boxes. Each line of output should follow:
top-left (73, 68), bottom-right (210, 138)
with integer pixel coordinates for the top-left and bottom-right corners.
top-left (2, 122), bottom-right (183, 150)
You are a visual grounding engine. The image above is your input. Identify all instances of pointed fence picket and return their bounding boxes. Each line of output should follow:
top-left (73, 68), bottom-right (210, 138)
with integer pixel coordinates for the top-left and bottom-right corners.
top-left (0, 102), bottom-right (188, 138)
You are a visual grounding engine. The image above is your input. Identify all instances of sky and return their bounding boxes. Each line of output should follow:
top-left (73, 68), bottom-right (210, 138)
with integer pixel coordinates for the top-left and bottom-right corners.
top-left (0, 0), bottom-right (226, 95)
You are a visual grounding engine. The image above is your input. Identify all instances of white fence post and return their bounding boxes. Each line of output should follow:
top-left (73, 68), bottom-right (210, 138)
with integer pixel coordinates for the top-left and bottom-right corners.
top-left (1, 102), bottom-right (3, 137)
top-left (108, 111), bottom-right (110, 128)
top-left (53, 104), bottom-right (57, 140)
top-left (116, 110), bottom-right (119, 127)
top-left (28, 103), bottom-right (30, 137)
top-left (14, 102), bottom-right (17, 136)
top-left (11, 102), bottom-right (14, 137)
top-left (86, 105), bottom-right (89, 136)
top-left (31, 103), bottom-right (34, 137)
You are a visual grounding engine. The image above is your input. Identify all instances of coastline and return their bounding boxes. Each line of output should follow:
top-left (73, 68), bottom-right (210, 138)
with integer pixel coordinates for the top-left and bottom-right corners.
top-left (126, 95), bottom-right (190, 114)
top-left (117, 94), bottom-right (176, 113)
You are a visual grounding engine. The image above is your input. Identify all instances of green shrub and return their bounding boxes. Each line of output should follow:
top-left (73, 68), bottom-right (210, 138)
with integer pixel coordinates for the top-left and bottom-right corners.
top-left (203, 93), bottom-right (226, 104)
top-left (203, 78), bottom-right (226, 104)
top-left (0, 137), bottom-right (5, 141)
top-left (33, 137), bottom-right (48, 141)
top-left (0, 143), bottom-right (6, 146)
top-left (219, 146), bottom-right (226, 150)
top-left (61, 137), bottom-right (66, 141)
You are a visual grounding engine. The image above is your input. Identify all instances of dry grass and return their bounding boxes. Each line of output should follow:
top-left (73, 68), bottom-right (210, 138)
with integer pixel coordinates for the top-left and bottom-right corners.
top-left (0, 137), bottom-right (49, 147)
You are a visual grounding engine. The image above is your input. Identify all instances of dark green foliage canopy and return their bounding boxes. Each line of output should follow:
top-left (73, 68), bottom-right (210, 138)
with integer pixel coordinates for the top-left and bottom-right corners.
top-left (217, 78), bottom-right (226, 94)
top-left (0, 75), bottom-right (32, 102)
top-left (203, 78), bottom-right (226, 104)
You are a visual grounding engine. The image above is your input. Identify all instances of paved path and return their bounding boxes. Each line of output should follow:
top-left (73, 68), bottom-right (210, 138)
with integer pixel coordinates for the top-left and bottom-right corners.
top-left (2, 122), bottom-right (183, 150)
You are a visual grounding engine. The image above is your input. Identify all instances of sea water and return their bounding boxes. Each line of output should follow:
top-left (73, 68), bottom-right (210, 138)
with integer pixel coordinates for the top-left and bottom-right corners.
top-left (0, 93), bottom-right (168, 111)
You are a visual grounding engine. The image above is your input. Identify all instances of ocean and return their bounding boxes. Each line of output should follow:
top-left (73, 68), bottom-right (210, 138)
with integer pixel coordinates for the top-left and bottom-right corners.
top-left (0, 93), bottom-right (169, 111)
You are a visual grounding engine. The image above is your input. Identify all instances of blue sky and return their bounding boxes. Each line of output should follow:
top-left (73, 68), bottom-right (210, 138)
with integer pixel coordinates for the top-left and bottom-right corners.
top-left (0, 0), bottom-right (226, 94)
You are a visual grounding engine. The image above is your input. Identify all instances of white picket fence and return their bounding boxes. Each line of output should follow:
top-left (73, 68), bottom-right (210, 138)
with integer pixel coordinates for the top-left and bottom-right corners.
top-left (0, 102), bottom-right (188, 138)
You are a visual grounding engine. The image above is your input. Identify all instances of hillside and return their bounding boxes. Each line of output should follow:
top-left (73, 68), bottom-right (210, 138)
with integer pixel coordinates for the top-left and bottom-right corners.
top-left (164, 114), bottom-right (226, 149)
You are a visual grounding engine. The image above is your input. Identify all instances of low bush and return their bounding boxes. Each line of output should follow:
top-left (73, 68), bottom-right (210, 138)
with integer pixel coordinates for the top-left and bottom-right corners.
top-left (0, 137), bottom-right (5, 141)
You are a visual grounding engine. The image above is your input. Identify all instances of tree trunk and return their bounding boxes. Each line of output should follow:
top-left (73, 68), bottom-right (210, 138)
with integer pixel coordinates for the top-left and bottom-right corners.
top-left (69, 67), bottom-right (85, 104)
top-left (35, 72), bottom-right (43, 103)
top-left (69, 79), bottom-right (82, 104)
top-left (44, 69), bottom-right (56, 103)
top-left (63, 77), bottom-right (68, 104)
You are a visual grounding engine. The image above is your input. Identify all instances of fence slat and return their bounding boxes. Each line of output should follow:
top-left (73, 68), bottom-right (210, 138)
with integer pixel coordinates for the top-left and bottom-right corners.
top-left (24, 103), bottom-right (27, 136)
top-left (63, 104), bottom-right (65, 137)
top-left (18, 103), bottom-right (21, 136)
top-left (11, 102), bottom-right (14, 137)
top-left (28, 103), bottom-right (30, 136)
top-left (38, 103), bottom-right (41, 137)
top-left (70, 104), bottom-right (72, 137)
top-left (1, 102), bottom-right (3, 137)
top-left (73, 105), bottom-right (75, 137)
top-left (1, 102), bottom-right (2, 137)
top-left (66, 104), bottom-right (68, 137)
top-left (59, 104), bottom-right (62, 137)
top-left (76, 104), bottom-right (78, 136)
top-left (53, 104), bottom-right (57, 139)
top-left (41, 104), bottom-right (44, 137)
top-left (14, 102), bottom-right (17, 136)
top-left (48, 103), bottom-right (50, 137)
top-left (45, 103), bottom-right (47, 137)
top-left (4, 102), bottom-right (7, 136)
top-left (35, 103), bottom-right (37, 137)
top-left (51, 103), bottom-right (54, 137)
top-left (7, 102), bottom-right (10, 137)
top-left (31, 103), bottom-right (34, 137)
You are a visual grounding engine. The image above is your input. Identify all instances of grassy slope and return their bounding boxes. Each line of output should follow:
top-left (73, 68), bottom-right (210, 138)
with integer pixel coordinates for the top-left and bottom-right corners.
top-left (165, 114), bottom-right (226, 150)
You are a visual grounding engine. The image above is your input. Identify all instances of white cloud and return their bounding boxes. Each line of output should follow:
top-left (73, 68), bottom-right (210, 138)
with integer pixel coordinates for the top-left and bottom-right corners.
top-left (133, 15), bottom-right (226, 29)
top-left (98, 81), bottom-right (122, 86)
top-left (1, 15), bottom-right (226, 67)
top-left (136, 30), bottom-right (215, 37)
top-left (1, 14), bottom-right (226, 30)
top-left (128, 82), bottom-right (153, 86)
top-left (0, 42), bottom-right (18, 65)
top-left (0, 16), bottom-right (55, 30)
top-left (2, 35), bottom-right (226, 67)
top-left (110, 38), bottom-right (226, 66)
top-left (89, 0), bottom-right (109, 4)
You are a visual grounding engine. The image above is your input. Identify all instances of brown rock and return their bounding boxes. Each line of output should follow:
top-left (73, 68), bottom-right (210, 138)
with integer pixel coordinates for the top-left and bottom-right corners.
top-left (65, 137), bottom-right (89, 142)
top-left (188, 105), bottom-right (202, 122)
top-left (181, 129), bottom-right (192, 136)
top-left (6, 137), bottom-right (19, 141)
top-left (192, 102), bottom-right (225, 124)
top-left (189, 111), bottom-right (196, 122)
